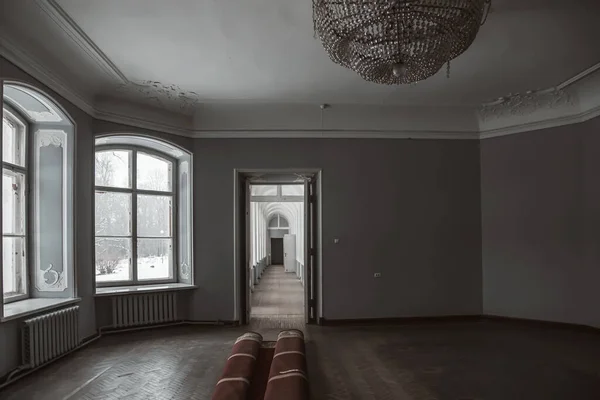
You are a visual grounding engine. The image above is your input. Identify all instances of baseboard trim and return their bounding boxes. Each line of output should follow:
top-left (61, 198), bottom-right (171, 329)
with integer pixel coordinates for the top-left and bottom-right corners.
top-left (320, 315), bottom-right (600, 333)
top-left (482, 315), bottom-right (600, 334)
top-left (99, 319), bottom-right (238, 335)
top-left (320, 315), bottom-right (481, 326)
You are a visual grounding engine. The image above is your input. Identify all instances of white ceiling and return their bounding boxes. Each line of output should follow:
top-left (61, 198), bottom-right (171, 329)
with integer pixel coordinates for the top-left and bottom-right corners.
top-left (4, 0), bottom-right (600, 105)
top-left (1, 0), bottom-right (599, 137)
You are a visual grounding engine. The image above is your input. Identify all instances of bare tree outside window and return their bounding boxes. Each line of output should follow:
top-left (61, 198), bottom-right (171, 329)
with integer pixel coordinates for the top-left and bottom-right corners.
top-left (94, 149), bottom-right (174, 285)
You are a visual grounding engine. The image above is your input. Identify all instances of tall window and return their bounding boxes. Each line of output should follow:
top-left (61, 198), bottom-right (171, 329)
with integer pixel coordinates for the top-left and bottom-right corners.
top-left (95, 148), bottom-right (176, 286)
top-left (2, 110), bottom-right (27, 302)
top-left (2, 83), bottom-right (75, 308)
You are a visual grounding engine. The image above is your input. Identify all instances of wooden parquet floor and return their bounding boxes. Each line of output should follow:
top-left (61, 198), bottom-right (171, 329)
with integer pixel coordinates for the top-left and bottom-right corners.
top-left (2, 321), bottom-right (600, 398)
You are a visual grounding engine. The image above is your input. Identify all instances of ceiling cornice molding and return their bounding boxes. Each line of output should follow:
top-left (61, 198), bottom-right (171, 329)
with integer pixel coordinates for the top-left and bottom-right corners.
top-left (190, 129), bottom-right (480, 140)
top-left (94, 108), bottom-right (193, 138)
top-left (34, 0), bottom-right (128, 84)
top-left (1, 22), bottom-right (600, 140)
top-left (479, 103), bottom-right (600, 140)
top-left (477, 61), bottom-right (600, 138)
top-left (479, 88), bottom-right (575, 123)
top-left (1, 32), bottom-right (197, 138)
top-left (557, 61), bottom-right (600, 89)
top-left (0, 32), bottom-right (96, 116)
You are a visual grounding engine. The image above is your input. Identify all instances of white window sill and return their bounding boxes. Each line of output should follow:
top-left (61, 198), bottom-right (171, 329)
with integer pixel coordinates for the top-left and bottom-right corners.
top-left (95, 283), bottom-right (197, 297)
top-left (2, 297), bottom-right (81, 323)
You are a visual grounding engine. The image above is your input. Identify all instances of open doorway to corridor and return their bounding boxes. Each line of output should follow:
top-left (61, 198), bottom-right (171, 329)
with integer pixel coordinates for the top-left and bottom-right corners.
top-left (234, 171), bottom-right (321, 330)
top-left (249, 185), bottom-right (305, 329)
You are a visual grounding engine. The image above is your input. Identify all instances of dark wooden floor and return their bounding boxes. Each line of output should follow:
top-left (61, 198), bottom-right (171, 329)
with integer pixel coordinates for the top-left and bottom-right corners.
top-left (1, 320), bottom-right (600, 399)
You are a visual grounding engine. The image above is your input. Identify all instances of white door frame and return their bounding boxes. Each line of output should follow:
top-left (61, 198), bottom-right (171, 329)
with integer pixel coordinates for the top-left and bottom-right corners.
top-left (233, 169), bottom-right (323, 324)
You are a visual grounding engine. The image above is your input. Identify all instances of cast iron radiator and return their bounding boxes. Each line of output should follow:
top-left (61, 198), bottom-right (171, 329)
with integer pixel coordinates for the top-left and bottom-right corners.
top-left (22, 306), bottom-right (80, 368)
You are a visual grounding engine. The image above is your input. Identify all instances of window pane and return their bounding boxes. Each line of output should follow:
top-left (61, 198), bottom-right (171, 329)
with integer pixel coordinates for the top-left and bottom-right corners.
top-left (2, 169), bottom-right (26, 235)
top-left (2, 237), bottom-right (26, 298)
top-left (281, 184), bottom-right (304, 196)
top-left (2, 116), bottom-right (25, 167)
top-left (137, 195), bottom-right (172, 237)
top-left (95, 237), bottom-right (132, 282)
top-left (137, 152), bottom-right (172, 192)
top-left (137, 238), bottom-right (173, 280)
top-left (251, 185), bottom-right (277, 196)
top-left (95, 150), bottom-right (131, 188)
top-left (95, 191), bottom-right (131, 236)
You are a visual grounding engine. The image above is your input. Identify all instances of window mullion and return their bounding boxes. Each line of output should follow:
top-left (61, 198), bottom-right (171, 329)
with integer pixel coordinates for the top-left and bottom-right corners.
top-left (131, 150), bottom-right (138, 285)
top-left (94, 185), bottom-right (134, 194)
top-left (95, 235), bottom-right (132, 239)
top-left (94, 186), bottom-right (173, 196)
top-left (24, 115), bottom-right (30, 300)
top-left (2, 162), bottom-right (27, 174)
top-left (172, 162), bottom-right (177, 283)
top-left (135, 188), bottom-right (174, 196)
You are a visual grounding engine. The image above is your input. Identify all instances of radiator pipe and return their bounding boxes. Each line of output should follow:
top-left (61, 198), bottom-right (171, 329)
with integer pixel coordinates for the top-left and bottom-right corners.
top-left (5, 366), bottom-right (29, 383)
top-left (0, 319), bottom-right (230, 391)
top-left (0, 335), bottom-right (102, 391)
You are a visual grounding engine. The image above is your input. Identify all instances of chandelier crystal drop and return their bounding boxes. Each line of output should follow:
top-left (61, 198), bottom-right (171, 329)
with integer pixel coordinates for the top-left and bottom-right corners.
top-left (312, 0), bottom-right (492, 85)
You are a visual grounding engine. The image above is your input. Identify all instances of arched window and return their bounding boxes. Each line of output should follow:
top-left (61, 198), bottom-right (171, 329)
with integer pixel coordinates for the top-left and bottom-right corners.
top-left (2, 82), bottom-right (75, 306)
top-left (268, 214), bottom-right (289, 229)
top-left (94, 135), bottom-right (193, 288)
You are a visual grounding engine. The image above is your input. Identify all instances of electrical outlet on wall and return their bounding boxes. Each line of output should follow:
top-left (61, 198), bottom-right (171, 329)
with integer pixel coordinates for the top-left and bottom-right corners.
top-left (374, 273), bottom-right (382, 278)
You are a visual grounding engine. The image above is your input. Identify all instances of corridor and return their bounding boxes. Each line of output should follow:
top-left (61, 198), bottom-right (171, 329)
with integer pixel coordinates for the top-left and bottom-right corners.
top-left (250, 265), bottom-right (304, 334)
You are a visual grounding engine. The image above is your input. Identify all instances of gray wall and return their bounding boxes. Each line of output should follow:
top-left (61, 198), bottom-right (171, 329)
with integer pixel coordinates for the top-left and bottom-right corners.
top-left (192, 139), bottom-right (483, 321)
top-left (481, 116), bottom-right (600, 328)
top-left (1, 55), bottom-right (483, 377)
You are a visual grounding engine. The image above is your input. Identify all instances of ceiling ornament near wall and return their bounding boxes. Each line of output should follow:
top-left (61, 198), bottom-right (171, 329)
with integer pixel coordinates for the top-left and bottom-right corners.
top-left (312, 0), bottom-right (492, 85)
top-left (116, 80), bottom-right (200, 113)
top-left (479, 88), bottom-right (575, 122)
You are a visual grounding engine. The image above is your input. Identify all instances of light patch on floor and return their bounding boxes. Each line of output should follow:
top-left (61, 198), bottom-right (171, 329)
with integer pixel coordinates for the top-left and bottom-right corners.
top-left (250, 265), bottom-right (305, 340)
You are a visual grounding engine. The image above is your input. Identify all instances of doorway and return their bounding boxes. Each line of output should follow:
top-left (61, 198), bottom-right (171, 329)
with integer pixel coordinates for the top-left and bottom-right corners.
top-left (234, 170), bottom-right (321, 328)
top-left (248, 187), bottom-right (304, 329)
top-left (271, 238), bottom-right (284, 264)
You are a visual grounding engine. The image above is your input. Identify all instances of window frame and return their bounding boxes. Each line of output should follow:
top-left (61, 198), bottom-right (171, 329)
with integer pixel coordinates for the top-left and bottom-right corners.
top-left (94, 144), bottom-right (178, 287)
top-left (2, 106), bottom-right (29, 304)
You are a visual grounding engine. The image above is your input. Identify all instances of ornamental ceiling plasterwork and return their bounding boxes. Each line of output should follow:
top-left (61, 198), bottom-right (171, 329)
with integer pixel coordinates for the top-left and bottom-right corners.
top-left (115, 80), bottom-right (201, 114)
top-left (480, 87), bottom-right (575, 122)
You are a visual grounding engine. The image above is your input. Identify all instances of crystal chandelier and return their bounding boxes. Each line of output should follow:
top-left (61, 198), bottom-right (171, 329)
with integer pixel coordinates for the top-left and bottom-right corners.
top-left (312, 0), bottom-right (492, 85)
